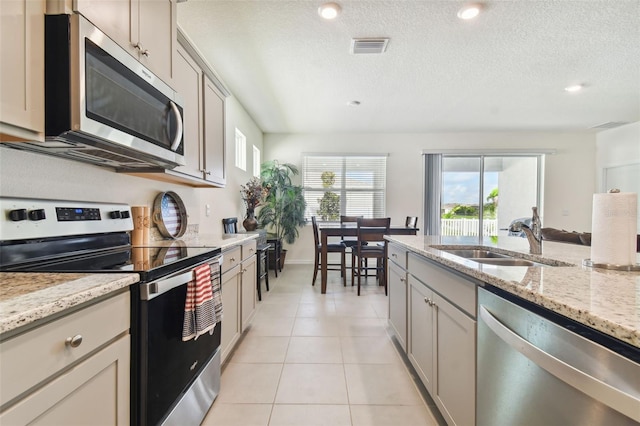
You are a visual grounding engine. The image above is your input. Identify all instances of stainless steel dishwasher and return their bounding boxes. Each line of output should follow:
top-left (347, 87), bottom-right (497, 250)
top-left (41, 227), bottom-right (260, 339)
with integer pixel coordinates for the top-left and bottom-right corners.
top-left (477, 287), bottom-right (640, 426)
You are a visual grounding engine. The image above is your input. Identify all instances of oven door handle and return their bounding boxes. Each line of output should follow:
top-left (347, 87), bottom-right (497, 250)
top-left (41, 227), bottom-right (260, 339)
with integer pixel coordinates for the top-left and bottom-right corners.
top-left (140, 270), bottom-right (193, 301)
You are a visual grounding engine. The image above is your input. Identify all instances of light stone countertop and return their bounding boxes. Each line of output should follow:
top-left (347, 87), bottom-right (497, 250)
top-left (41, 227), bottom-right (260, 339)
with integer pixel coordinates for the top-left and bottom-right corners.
top-left (0, 233), bottom-right (258, 337)
top-left (385, 235), bottom-right (640, 348)
top-left (0, 273), bottom-right (140, 336)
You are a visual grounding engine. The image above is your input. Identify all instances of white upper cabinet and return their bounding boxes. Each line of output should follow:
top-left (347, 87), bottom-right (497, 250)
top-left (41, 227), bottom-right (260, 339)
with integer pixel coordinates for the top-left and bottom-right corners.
top-left (0, 0), bottom-right (45, 141)
top-left (73, 0), bottom-right (177, 85)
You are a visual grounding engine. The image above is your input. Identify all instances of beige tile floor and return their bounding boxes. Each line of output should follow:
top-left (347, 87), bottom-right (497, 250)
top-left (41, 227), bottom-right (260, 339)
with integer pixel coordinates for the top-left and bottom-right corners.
top-left (202, 264), bottom-right (444, 426)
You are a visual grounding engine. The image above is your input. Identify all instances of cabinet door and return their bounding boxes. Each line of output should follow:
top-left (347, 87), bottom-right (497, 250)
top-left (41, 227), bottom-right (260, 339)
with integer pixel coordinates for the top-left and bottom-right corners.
top-left (433, 292), bottom-right (476, 426)
top-left (0, 335), bottom-right (130, 425)
top-left (137, 0), bottom-right (176, 84)
top-left (388, 260), bottom-right (407, 351)
top-left (220, 266), bottom-right (241, 363)
top-left (74, 0), bottom-right (135, 53)
top-left (0, 0), bottom-right (44, 140)
top-left (241, 255), bottom-right (257, 332)
top-left (202, 75), bottom-right (226, 186)
top-left (172, 44), bottom-right (203, 178)
top-left (407, 277), bottom-right (434, 393)
top-left (75, 0), bottom-right (175, 84)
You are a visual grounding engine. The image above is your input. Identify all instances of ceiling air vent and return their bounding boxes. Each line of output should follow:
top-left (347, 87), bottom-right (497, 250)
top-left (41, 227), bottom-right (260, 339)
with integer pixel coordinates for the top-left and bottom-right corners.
top-left (350, 38), bottom-right (389, 54)
top-left (590, 121), bottom-right (629, 130)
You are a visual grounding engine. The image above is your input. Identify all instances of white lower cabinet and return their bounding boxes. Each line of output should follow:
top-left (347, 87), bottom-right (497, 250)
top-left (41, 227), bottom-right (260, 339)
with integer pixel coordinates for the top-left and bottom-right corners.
top-left (404, 253), bottom-right (477, 426)
top-left (220, 263), bottom-right (241, 363)
top-left (240, 253), bottom-right (257, 332)
top-left (388, 259), bottom-right (408, 350)
top-left (220, 240), bottom-right (258, 363)
top-left (1, 335), bottom-right (130, 425)
top-left (0, 291), bottom-right (130, 425)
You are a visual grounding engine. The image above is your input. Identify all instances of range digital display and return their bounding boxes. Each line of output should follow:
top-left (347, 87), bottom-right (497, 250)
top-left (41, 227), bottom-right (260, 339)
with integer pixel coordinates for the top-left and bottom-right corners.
top-left (56, 207), bottom-right (101, 221)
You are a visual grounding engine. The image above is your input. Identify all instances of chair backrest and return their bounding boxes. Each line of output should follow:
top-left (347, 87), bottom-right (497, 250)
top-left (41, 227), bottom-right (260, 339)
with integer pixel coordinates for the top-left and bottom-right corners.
top-left (311, 216), bottom-right (320, 246)
top-left (340, 215), bottom-right (362, 224)
top-left (405, 216), bottom-right (418, 228)
top-left (357, 217), bottom-right (391, 244)
top-left (222, 217), bottom-right (238, 234)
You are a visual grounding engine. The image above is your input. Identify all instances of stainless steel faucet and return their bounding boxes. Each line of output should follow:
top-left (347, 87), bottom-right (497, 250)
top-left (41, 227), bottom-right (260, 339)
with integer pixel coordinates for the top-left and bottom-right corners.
top-left (510, 207), bottom-right (542, 254)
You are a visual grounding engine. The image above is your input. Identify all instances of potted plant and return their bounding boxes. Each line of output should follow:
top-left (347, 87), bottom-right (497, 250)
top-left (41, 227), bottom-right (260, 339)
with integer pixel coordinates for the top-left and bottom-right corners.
top-left (240, 176), bottom-right (268, 231)
top-left (257, 160), bottom-right (307, 268)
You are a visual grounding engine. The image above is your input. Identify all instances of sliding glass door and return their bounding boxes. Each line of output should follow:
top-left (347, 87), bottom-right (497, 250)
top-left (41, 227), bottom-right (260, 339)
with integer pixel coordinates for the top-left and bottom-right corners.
top-left (425, 154), bottom-right (541, 238)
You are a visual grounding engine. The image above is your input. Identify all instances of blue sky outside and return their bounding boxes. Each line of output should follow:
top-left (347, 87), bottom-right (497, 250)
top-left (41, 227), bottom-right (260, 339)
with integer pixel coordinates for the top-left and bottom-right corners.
top-left (443, 172), bottom-right (498, 205)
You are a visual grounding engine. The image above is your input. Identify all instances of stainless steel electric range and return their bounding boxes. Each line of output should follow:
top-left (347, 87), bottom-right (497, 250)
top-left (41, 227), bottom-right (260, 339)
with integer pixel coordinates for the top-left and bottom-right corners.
top-left (0, 197), bottom-right (223, 426)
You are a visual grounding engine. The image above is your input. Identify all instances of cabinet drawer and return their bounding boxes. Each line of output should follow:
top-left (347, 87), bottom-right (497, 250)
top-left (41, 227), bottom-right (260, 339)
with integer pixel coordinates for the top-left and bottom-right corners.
top-left (388, 243), bottom-right (408, 269)
top-left (222, 246), bottom-right (241, 273)
top-left (242, 240), bottom-right (257, 260)
top-left (408, 253), bottom-right (476, 317)
top-left (0, 291), bottom-right (130, 405)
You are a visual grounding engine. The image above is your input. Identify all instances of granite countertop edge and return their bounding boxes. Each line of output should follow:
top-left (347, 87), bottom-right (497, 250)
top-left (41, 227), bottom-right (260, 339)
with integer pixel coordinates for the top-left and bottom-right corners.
top-left (385, 235), bottom-right (640, 348)
top-left (0, 273), bottom-right (140, 336)
top-left (0, 234), bottom-right (256, 337)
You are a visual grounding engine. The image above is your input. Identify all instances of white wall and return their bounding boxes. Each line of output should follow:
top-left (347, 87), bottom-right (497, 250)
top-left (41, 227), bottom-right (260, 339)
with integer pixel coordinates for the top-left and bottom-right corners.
top-left (0, 94), bottom-right (263, 236)
top-left (595, 121), bottom-right (640, 230)
top-left (264, 131), bottom-right (597, 264)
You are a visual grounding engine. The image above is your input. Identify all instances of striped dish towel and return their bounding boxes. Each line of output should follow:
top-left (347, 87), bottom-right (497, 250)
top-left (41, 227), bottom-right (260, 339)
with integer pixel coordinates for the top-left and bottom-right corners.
top-left (182, 263), bottom-right (222, 341)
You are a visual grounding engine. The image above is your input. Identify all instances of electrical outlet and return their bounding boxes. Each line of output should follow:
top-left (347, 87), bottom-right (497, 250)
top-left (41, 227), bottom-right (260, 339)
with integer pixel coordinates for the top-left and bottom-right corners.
top-left (205, 204), bottom-right (211, 217)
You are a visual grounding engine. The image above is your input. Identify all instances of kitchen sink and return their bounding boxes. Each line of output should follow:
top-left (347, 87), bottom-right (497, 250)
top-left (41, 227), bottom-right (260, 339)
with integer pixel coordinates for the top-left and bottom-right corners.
top-left (442, 249), bottom-right (511, 259)
top-left (439, 248), bottom-right (554, 267)
top-left (470, 258), bottom-right (541, 267)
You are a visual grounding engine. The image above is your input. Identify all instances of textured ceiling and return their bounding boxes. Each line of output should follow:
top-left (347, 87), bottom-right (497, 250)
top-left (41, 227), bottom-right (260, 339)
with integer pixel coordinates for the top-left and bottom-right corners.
top-left (177, 1), bottom-right (640, 134)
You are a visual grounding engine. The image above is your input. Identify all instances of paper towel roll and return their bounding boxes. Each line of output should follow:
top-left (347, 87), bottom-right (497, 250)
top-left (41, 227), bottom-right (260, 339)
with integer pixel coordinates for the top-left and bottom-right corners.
top-left (590, 192), bottom-right (638, 265)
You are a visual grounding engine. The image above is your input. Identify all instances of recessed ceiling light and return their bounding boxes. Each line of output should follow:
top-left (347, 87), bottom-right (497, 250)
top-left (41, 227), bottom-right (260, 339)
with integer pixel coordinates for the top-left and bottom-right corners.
top-left (318, 2), bottom-right (341, 20)
top-left (347, 100), bottom-right (361, 106)
top-left (564, 84), bottom-right (584, 93)
top-left (457, 3), bottom-right (482, 20)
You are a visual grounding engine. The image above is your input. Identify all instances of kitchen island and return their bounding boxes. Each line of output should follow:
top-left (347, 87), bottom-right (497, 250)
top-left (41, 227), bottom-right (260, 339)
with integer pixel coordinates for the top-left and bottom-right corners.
top-left (385, 234), bottom-right (640, 426)
top-left (386, 234), bottom-right (639, 347)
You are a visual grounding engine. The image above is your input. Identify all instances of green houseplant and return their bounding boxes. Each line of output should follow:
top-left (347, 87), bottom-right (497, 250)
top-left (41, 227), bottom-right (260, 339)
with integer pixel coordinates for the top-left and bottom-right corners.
top-left (257, 161), bottom-right (307, 267)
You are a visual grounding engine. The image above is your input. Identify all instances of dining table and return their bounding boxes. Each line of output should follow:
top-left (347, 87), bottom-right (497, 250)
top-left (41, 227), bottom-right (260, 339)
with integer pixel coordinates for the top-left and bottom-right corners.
top-left (318, 223), bottom-right (419, 294)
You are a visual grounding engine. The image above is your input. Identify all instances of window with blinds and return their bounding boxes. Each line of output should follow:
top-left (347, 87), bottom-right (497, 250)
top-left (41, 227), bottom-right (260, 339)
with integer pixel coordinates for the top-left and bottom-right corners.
top-left (302, 154), bottom-right (387, 221)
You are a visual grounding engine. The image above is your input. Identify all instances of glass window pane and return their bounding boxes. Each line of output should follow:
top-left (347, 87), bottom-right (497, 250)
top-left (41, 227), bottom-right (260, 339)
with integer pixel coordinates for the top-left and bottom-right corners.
top-left (441, 157), bottom-right (481, 236)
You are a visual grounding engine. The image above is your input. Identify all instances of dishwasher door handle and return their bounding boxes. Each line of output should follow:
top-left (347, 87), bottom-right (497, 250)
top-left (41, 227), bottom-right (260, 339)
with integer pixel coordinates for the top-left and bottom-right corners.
top-left (479, 305), bottom-right (640, 422)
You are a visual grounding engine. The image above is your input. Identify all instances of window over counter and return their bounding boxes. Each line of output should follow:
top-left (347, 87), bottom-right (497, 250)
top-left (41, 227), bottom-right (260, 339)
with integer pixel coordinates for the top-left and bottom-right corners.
top-left (302, 154), bottom-right (387, 221)
top-left (253, 145), bottom-right (261, 177)
top-left (235, 128), bottom-right (246, 170)
top-left (423, 151), bottom-right (548, 238)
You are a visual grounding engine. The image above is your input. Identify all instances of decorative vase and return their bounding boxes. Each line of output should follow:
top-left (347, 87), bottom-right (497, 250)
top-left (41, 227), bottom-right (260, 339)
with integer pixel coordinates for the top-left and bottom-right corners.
top-left (243, 210), bottom-right (258, 231)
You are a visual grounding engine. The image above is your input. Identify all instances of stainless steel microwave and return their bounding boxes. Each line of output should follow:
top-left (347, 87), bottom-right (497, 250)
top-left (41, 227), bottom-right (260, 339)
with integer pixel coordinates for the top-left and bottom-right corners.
top-left (6, 14), bottom-right (185, 170)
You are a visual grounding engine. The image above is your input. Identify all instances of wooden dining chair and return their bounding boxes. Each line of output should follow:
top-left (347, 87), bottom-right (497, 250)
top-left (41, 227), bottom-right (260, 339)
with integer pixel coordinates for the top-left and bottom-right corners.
top-left (352, 217), bottom-right (390, 296)
top-left (312, 216), bottom-right (347, 287)
top-left (406, 216), bottom-right (418, 229)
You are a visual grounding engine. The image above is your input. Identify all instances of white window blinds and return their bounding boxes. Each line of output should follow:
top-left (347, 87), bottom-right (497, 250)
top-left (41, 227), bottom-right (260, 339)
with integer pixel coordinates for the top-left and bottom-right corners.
top-left (303, 154), bottom-right (387, 221)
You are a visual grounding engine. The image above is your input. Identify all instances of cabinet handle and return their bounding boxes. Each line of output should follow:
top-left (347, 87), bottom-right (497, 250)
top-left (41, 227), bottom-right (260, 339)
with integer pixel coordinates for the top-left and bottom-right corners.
top-left (205, 171), bottom-right (211, 176)
top-left (141, 49), bottom-right (149, 57)
top-left (133, 42), bottom-right (143, 51)
top-left (424, 297), bottom-right (435, 307)
top-left (65, 335), bottom-right (83, 348)
top-left (400, 277), bottom-right (405, 282)
top-left (392, 253), bottom-right (397, 257)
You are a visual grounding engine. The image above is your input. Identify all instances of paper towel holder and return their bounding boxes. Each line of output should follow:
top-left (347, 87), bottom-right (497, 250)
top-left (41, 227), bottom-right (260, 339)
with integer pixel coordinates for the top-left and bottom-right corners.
top-left (582, 259), bottom-right (640, 271)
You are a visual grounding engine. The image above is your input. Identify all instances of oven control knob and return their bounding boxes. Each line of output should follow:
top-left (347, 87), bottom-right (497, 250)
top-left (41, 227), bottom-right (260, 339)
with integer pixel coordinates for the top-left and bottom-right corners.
top-left (28, 209), bottom-right (46, 221)
top-left (109, 210), bottom-right (122, 219)
top-left (8, 209), bottom-right (27, 221)
top-left (120, 210), bottom-right (130, 219)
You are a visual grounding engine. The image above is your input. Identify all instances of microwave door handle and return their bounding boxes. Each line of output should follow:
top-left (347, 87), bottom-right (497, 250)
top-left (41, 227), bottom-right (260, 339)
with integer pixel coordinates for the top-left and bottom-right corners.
top-left (169, 101), bottom-right (183, 152)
